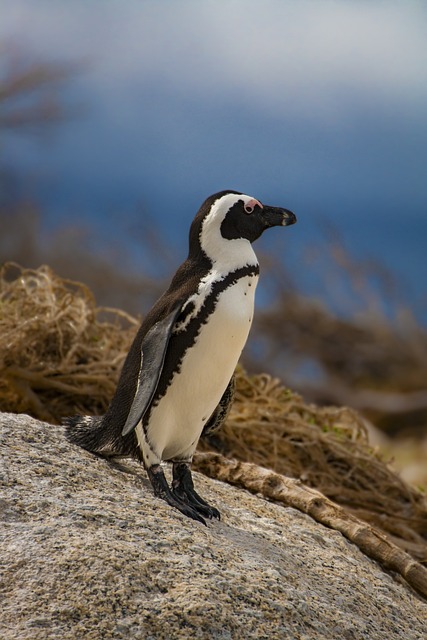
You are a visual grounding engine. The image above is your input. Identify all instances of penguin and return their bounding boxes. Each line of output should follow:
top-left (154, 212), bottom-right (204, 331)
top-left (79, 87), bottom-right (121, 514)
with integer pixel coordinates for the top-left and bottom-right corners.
top-left (64, 190), bottom-right (296, 524)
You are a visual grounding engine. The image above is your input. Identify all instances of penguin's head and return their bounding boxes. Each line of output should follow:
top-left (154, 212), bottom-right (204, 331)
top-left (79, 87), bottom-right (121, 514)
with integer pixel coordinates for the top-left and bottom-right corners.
top-left (189, 190), bottom-right (296, 264)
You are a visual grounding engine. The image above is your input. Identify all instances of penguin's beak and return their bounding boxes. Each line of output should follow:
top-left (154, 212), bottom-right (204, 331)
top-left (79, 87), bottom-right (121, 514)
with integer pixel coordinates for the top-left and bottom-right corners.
top-left (262, 205), bottom-right (297, 228)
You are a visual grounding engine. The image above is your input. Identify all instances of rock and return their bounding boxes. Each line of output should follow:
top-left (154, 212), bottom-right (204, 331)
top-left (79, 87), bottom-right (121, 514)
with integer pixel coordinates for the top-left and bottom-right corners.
top-left (1, 412), bottom-right (426, 640)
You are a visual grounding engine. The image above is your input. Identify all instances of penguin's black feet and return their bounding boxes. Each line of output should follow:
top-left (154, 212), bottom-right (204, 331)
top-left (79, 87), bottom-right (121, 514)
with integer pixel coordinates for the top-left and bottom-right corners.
top-left (147, 464), bottom-right (213, 525)
top-left (172, 461), bottom-right (221, 521)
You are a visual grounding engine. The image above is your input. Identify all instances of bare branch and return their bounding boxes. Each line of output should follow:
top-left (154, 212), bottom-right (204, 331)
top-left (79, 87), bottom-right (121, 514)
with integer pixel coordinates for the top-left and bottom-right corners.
top-left (194, 452), bottom-right (427, 600)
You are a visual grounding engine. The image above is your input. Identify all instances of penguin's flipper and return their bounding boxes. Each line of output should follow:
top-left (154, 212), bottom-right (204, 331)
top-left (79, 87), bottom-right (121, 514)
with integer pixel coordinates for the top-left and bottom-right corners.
top-left (122, 305), bottom-right (182, 436)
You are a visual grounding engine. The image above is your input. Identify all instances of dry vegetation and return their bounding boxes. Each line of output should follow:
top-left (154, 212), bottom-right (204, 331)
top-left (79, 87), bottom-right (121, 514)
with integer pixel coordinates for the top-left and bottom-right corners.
top-left (251, 242), bottom-right (427, 437)
top-left (198, 371), bottom-right (427, 563)
top-left (0, 263), bottom-right (425, 568)
top-left (0, 262), bottom-right (139, 421)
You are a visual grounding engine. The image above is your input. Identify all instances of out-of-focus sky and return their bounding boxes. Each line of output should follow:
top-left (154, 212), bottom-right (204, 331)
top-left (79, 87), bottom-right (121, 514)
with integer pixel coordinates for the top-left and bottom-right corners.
top-left (1, 0), bottom-right (427, 315)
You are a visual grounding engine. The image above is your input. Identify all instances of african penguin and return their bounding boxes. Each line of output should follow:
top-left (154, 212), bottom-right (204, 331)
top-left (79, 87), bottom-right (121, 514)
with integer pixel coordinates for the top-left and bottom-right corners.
top-left (64, 190), bottom-right (296, 524)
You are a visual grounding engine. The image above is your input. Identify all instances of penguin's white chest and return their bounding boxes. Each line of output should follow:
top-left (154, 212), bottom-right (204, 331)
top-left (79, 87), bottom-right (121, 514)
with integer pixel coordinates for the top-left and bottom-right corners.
top-left (141, 274), bottom-right (258, 464)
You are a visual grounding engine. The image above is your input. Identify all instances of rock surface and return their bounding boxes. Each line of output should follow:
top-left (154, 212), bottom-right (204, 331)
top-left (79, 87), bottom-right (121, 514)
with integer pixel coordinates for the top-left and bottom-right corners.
top-left (1, 412), bottom-right (426, 640)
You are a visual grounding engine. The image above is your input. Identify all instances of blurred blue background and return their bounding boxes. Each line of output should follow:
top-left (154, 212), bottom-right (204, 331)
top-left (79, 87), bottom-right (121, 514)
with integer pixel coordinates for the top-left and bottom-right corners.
top-left (1, 0), bottom-right (426, 319)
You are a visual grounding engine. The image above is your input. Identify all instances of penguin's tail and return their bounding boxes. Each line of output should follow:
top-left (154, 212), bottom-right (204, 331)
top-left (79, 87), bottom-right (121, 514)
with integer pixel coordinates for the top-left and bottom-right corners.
top-left (63, 415), bottom-right (138, 459)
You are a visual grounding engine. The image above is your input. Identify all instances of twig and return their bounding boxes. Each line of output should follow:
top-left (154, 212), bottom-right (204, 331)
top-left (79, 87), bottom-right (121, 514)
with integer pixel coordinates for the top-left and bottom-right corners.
top-left (193, 452), bottom-right (427, 600)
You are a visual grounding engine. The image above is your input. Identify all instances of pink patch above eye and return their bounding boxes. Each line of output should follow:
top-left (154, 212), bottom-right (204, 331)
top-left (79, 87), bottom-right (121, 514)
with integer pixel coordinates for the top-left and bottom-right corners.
top-left (244, 198), bottom-right (263, 214)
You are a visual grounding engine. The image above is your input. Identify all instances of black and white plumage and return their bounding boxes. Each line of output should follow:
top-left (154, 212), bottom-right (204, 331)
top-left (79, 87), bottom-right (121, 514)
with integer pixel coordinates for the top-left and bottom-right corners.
top-left (64, 190), bottom-right (296, 524)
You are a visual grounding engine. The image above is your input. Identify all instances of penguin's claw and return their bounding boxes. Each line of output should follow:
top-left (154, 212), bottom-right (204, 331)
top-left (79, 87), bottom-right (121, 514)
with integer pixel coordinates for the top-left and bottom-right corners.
top-left (172, 486), bottom-right (220, 521)
top-left (147, 463), bottom-right (219, 525)
top-left (172, 460), bottom-right (220, 521)
top-left (163, 493), bottom-right (208, 526)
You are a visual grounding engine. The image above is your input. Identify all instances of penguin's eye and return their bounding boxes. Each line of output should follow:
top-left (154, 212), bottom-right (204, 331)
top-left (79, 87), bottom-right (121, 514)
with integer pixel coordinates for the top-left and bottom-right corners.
top-left (244, 205), bottom-right (254, 215)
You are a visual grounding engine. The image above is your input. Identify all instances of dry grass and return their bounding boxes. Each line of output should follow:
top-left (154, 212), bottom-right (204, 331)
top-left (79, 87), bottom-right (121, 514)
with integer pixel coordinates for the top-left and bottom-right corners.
top-left (0, 263), bottom-right (426, 563)
top-left (0, 263), bottom-right (138, 421)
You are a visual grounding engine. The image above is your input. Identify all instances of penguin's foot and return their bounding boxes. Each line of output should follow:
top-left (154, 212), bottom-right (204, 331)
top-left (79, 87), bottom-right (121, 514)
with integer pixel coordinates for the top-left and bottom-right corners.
top-left (147, 464), bottom-right (212, 525)
top-left (172, 461), bottom-right (221, 521)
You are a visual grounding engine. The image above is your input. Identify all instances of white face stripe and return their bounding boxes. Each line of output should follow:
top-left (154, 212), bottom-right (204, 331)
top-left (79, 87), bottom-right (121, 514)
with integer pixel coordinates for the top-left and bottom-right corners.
top-left (199, 193), bottom-right (259, 269)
